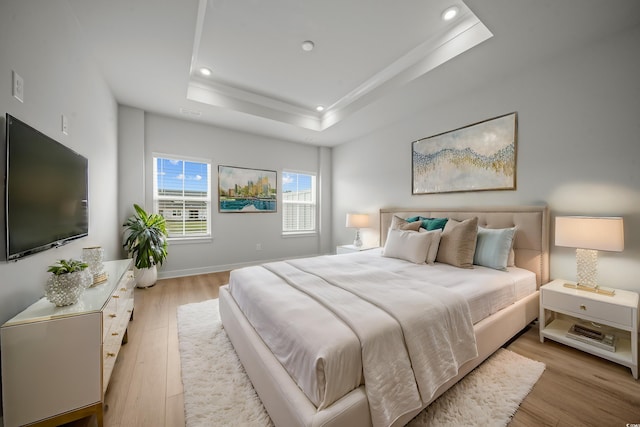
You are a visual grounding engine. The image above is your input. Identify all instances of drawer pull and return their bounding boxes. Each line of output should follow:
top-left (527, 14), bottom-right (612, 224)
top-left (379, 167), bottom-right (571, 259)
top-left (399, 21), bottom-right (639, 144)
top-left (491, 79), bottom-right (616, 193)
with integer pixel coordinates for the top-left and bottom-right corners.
top-left (120, 288), bottom-right (127, 291)
top-left (109, 314), bottom-right (117, 318)
top-left (580, 304), bottom-right (587, 310)
top-left (111, 332), bottom-right (119, 336)
top-left (112, 295), bottom-right (120, 299)
top-left (106, 352), bottom-right (116, 357)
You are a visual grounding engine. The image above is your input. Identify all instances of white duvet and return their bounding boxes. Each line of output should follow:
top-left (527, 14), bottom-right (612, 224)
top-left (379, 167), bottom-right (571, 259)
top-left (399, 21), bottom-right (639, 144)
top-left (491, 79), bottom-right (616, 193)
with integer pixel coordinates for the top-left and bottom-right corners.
top-left (228, 254), bottom-right (480, 427)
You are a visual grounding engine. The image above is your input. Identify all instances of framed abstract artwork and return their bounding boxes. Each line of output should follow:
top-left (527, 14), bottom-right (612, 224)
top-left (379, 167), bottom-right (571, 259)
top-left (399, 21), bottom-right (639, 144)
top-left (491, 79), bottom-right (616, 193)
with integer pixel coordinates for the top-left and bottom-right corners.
top-left (412, 112), bottom-right (517, 194)
top-left (218, 165), bottom-right (277, 212)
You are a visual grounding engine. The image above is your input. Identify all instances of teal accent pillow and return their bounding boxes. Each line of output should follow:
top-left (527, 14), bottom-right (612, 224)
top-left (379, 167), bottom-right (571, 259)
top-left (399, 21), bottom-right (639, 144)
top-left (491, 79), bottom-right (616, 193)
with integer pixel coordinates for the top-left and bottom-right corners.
top-left (419, 217), bottom-right (448, 231)
top-left (473, 227), bottom-right (516, 271)
top-left (404, 216), bottom-right (448, 230)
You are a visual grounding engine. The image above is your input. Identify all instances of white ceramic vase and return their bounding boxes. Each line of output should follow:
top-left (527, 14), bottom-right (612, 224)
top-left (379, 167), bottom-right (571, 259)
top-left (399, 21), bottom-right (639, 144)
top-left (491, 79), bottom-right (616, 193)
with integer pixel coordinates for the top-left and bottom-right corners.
top-left (134, 265), bottom-right (158, 288)
top-left (45, 270), bottom-right (92, 306)
top-left (82, 246), bottom-right (105, 275)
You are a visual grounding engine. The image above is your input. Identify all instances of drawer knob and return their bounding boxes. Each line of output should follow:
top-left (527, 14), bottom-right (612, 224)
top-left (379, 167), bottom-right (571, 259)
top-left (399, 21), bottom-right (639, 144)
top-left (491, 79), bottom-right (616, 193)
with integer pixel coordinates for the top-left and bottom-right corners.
top-left (580, 304), bottom-right (587, 310)
top-left (106, 352), bottom-right (116, 357)
top-left (109, 314), bottom-right (117, 318)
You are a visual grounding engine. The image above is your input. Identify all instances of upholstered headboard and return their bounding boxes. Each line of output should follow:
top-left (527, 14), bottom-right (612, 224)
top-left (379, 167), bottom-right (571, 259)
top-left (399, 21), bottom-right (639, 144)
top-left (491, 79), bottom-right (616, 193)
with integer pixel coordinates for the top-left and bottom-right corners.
top-left (380, 206), bottom-right (550, 287)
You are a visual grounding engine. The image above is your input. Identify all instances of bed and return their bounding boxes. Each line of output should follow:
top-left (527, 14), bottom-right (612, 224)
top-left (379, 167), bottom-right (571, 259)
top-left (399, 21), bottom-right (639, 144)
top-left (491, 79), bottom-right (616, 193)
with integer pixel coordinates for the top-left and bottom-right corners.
top-left (219, 205), bottom-right (549, 427)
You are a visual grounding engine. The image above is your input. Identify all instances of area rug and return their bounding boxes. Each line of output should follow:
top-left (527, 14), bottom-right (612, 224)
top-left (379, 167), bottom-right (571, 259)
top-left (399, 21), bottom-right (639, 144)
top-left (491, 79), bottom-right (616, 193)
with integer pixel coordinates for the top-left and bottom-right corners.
top-left (177, 299), bottom-right (545, 427)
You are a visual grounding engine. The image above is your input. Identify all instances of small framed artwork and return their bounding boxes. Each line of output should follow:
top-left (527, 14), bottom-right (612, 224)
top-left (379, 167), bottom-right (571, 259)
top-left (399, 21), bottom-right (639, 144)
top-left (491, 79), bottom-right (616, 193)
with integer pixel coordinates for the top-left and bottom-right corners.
top-left (218, 165), bottom-right (277, 212)
top-left (412, 112), bottom-right (517, 194)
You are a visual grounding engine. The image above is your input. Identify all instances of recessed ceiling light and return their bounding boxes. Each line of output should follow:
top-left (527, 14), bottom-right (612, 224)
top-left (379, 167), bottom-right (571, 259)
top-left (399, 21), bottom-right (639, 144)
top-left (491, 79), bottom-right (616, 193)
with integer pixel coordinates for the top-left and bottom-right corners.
top-left (301, 40), bottom-right (315, 52)
top-left (199, 67), bottom-right (212, 77)
top-left (442, 6), bottom-right (459, 21)
top-left (316, 105), bottom-right (325, 112)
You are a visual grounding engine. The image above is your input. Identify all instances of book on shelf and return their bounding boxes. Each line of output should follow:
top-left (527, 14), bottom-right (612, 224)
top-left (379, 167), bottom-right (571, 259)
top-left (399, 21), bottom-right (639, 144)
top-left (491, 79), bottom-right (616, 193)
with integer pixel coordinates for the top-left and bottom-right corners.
top-left (566, 323), bottom-right (616, 352)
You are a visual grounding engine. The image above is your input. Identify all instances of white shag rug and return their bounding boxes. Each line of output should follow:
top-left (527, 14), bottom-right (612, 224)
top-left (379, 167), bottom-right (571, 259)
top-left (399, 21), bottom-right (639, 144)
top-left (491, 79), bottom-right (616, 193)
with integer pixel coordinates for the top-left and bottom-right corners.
top-left (177, 299), bottom-right (545, 427)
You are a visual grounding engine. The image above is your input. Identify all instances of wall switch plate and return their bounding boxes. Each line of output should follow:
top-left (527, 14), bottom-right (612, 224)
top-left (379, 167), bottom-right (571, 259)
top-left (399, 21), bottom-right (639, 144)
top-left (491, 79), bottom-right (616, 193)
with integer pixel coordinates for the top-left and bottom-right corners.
top-left (12, 70), bottom-right (24, 103)
top-left (61, 114), bottom-right (69, 135)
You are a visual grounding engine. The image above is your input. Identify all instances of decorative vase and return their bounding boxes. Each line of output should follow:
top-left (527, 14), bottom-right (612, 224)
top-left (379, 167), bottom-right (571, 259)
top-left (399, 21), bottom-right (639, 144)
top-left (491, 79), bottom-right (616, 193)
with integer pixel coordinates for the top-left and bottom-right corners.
top-left (45, 270), bottom-right (92, 306)
top-left (82, 246), bottom-right (106, 285)
top-left (134, 265), bottom-right (158, 288)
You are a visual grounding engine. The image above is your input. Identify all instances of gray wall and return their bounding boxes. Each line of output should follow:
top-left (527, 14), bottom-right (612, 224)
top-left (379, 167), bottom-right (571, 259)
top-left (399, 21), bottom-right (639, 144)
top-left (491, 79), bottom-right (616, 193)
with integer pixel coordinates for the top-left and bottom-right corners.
top-left (332, 24), bottom-right (640, 293)
top-left (0, 1), bottom-right (119, 325)
top-left (117, 111), bottom-right (333, 278)
top-left (0, 1), bottom-right (119, 419)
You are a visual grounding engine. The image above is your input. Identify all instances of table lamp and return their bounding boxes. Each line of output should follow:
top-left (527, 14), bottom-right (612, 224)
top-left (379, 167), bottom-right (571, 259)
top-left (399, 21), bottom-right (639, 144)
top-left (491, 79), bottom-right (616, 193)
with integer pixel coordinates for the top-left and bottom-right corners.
top-left (555, 216), bottom-right (624, 295)
top-left (346, 213), bottom-right (370, 248)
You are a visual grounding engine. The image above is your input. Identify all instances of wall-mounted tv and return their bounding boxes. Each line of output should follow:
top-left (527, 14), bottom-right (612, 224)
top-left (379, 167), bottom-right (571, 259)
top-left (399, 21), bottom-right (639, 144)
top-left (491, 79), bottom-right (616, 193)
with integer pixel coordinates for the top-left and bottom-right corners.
top-left (5, 114), bottom-right (88, 261)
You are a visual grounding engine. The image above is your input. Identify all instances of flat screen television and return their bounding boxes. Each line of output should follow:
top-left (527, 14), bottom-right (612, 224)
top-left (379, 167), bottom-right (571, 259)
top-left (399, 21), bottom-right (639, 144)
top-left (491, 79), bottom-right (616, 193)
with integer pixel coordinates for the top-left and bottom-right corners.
top-left (5, 114), bottom-right (88, 261)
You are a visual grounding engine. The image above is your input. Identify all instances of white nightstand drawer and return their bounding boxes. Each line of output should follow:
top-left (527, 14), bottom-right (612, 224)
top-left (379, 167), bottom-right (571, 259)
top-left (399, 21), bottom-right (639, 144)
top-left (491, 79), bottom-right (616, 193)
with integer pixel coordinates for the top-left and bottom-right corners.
top-left (543, 290), bottom-right (633, 327)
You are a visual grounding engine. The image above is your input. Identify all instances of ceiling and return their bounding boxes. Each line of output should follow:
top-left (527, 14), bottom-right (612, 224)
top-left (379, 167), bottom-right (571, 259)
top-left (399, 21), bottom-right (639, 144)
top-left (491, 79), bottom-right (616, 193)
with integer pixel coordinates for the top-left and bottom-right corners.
top-left (68, 0), bottom-right (640, 146)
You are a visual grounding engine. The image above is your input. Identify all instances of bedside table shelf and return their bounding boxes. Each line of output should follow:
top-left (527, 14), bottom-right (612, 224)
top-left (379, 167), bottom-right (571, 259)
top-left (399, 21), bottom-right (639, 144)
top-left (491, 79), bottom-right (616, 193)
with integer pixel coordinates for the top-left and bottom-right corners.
top-left (542, 318), bottom-right (634, 366)
top-left (539, 279), bottom-right (639, 379)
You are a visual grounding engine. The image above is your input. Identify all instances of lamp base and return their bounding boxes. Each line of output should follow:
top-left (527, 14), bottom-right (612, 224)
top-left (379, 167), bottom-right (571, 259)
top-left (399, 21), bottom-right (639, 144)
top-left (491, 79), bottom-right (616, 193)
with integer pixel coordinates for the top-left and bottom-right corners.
top-left (576, 248), bottom-right (598, 288)
top-left (353, 229), bottom-right (363, 248)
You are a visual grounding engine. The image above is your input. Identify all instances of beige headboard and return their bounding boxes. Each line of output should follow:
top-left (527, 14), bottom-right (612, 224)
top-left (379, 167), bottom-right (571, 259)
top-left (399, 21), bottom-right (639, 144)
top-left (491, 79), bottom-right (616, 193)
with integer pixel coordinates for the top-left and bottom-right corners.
top-left (380, 206), bottom-right (549, 287)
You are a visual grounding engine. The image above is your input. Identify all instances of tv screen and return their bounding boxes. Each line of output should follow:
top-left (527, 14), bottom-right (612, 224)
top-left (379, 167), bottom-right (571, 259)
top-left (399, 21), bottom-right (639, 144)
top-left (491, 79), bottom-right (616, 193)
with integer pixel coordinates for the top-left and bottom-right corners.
top-left (5, 114), bottom-right (88, 260)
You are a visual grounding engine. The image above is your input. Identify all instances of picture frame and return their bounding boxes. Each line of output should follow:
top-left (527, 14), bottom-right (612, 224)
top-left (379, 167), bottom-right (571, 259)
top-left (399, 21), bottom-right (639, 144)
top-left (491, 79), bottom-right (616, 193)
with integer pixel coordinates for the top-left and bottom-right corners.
top-left (218, 165), bottom-right (277, 213)
top-left (412, 112), bottom-right (517, 194)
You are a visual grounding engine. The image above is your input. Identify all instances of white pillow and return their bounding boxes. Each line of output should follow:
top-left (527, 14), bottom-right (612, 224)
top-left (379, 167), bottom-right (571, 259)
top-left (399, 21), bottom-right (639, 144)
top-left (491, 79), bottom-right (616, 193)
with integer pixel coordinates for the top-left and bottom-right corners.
top-left (473, 226), bottom-right (516, 270)
top-left (419, 228), bottom-right (443, 264)
top-left (382, 229), bottom-right (431, 264)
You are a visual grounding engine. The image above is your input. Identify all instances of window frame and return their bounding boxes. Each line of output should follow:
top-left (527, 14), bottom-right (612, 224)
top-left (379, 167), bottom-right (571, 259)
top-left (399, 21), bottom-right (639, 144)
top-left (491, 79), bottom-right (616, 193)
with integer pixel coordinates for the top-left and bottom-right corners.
top-left (281, 169), bottom-right (318, 236)
top-left (152, 153), bottom-right (212, 241)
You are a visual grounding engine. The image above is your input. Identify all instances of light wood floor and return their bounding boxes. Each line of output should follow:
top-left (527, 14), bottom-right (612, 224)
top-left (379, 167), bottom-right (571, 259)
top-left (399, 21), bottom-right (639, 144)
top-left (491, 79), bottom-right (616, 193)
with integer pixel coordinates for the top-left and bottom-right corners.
top-left (75, 272), bottom-right (640, 427)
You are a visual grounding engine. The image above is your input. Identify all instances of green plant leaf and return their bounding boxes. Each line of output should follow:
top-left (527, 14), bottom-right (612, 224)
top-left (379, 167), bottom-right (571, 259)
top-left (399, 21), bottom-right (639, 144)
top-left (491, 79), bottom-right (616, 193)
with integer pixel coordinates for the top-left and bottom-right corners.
top-left (122, 204), bottom-right (169, 269)
top-left (47, 259), bottom-right (89, 275)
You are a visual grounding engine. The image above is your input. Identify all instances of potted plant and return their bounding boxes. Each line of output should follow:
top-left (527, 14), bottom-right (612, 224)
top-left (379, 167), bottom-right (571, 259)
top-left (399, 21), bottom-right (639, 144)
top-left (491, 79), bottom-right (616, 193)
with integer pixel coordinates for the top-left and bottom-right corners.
top-left (45, 259), bottom-right (92, 306)
top-left (122, 204), bottom-right (169, 288)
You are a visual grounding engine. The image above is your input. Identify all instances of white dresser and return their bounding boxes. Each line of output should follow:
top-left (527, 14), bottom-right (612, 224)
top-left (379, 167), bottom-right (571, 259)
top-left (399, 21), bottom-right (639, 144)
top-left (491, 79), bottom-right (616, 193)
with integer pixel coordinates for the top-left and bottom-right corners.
top-left (1, 259), bottom-right (134, 427)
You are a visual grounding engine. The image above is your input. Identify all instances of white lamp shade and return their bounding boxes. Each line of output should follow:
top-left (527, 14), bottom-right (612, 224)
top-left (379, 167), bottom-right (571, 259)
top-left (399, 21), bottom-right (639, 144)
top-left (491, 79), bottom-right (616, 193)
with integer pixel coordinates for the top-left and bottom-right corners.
top-left (555, 216), bottom-right (624, 252)
top-left (346, 213), bottom-right (370, 228)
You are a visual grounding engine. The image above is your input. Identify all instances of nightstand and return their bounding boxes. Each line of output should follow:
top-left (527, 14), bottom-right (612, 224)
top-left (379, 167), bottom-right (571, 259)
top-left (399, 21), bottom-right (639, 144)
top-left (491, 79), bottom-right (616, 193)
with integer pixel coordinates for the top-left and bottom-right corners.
top-left (336, 245), bottom-right (377, 254)
top-left (539, 279), bottom-right (639, 379)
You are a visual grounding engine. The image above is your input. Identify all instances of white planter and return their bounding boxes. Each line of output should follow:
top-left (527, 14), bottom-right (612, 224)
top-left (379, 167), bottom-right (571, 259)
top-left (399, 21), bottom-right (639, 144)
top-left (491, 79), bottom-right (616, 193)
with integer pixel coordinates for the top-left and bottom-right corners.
top-left (45, 270), bottom-right (92, 306)
top-left (134, 265), bottom-right (158, 288)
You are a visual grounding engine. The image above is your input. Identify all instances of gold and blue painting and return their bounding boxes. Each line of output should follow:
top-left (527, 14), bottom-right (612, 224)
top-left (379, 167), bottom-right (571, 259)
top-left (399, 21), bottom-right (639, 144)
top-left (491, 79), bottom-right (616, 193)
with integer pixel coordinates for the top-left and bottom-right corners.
top-left (218, 165), bottom-right (277, 212)
top-left (412, 112), bottom-right (517, 194)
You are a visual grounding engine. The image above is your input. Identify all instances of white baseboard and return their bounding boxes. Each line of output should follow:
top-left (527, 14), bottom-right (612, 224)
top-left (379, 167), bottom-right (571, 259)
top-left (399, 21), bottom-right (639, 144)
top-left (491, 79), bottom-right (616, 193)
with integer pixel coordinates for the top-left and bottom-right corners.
top-left (157, 252), bottom-right (328, 280)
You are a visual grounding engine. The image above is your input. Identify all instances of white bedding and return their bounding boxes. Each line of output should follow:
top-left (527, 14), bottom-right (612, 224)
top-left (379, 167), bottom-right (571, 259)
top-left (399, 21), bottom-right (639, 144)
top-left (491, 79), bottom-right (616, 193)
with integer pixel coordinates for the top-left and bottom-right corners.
top-left (340, 249), bottom-right (537, 323)
top-left (227, 251), bottom-right (536, 427)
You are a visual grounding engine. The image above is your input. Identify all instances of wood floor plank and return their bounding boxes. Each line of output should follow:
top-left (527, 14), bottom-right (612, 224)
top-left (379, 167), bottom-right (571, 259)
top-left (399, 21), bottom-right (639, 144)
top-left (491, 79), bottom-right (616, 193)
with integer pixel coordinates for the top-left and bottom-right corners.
top-left (166, 278), bottom-right (185, 398)
top-left (120, 325), bottom-right (169, 427)
top-left (166, 393), bottom-right (186, 427)
top-left (507, 325), bottom-right (640, 426)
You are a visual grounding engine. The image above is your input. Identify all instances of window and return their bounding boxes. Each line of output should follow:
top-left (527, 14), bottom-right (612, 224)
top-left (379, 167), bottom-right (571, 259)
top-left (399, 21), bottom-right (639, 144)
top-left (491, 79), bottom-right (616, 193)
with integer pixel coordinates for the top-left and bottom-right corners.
top-left (282, 171), bottom-right (317, 233)
top-left (153, 155), bottom-right (211, 238)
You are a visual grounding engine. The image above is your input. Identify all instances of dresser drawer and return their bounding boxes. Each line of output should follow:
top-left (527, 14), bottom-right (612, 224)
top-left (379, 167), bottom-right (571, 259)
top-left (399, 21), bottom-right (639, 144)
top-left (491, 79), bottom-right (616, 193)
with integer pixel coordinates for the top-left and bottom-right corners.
top-left (543, 289), bottom-right (633, 327)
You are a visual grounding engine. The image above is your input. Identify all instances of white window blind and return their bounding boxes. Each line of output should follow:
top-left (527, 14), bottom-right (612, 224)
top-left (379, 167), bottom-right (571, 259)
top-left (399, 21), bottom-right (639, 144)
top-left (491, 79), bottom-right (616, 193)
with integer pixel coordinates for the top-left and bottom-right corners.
top-left (153, 155), bottom-right (211, 238)
top-left (282, 171), bottom-right (316, 233)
